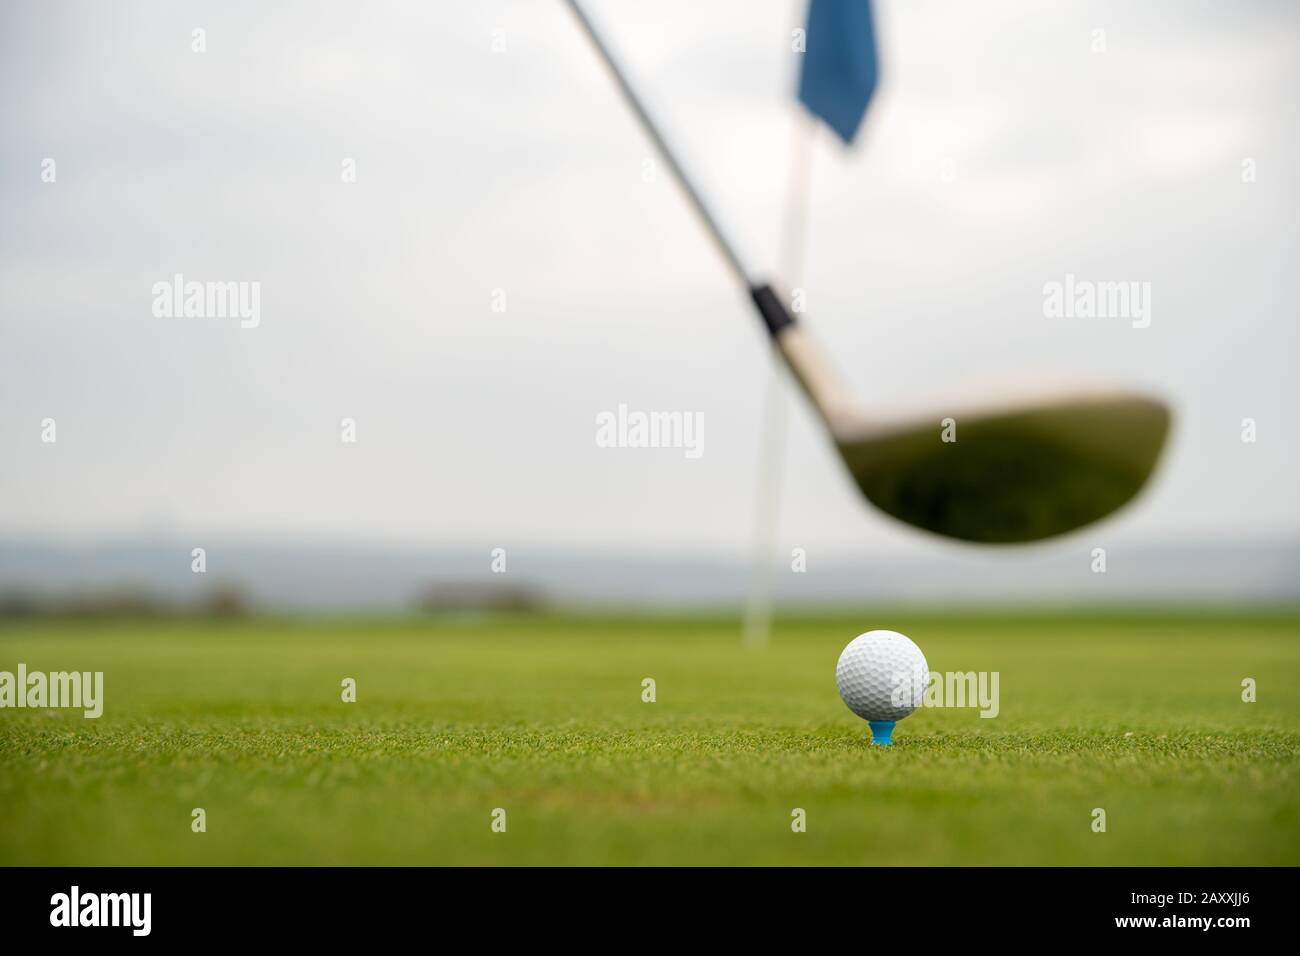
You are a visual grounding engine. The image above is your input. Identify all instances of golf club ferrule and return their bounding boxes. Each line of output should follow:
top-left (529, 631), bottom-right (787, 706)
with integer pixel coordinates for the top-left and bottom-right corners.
top-left (750, 283), bottom-right (797, 337)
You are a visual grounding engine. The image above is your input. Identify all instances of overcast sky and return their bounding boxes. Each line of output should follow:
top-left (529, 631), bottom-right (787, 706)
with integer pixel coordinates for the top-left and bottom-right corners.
top-left (1, 0), bottom-right (1297, 566)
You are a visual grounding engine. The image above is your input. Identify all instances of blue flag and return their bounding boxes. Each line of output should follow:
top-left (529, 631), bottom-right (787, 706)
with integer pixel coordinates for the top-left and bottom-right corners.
top-left (797, 0), bottom-right (879, 144)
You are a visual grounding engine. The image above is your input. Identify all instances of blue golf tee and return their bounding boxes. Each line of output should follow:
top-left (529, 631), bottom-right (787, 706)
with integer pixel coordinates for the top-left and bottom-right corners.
top-left (869, 720), bottom-right (896, 746)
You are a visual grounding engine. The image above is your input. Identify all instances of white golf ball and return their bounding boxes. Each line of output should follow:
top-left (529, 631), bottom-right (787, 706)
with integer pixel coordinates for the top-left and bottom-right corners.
top-left (835, 630), bottom-right (929, 722)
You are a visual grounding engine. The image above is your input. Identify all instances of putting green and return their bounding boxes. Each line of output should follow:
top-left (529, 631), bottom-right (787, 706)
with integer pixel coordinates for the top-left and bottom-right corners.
top-left (1, 610), bottom-right (1296, 865)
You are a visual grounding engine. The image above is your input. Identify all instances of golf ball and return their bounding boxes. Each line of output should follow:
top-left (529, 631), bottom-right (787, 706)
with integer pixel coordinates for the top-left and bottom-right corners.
top-left (836, 630), bottom-right (929, 722)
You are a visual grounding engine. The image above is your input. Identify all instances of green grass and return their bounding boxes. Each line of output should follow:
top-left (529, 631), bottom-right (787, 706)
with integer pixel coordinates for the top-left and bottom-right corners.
top-left (1, 610), bottom-right (1297, 865)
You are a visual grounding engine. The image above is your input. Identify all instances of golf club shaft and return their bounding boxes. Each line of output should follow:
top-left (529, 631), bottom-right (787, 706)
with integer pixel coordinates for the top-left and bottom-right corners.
top-left (563, 0), bottom-right (752, 289)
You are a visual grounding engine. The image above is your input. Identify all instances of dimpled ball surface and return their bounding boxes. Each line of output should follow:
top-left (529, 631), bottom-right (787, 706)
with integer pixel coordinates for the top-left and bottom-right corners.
top-left (835, 630), bottom-right (929, 722)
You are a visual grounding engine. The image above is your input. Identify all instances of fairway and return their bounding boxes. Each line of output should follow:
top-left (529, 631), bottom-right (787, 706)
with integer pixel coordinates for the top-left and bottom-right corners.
top-left (1, 611), bottom-right (1297, 866)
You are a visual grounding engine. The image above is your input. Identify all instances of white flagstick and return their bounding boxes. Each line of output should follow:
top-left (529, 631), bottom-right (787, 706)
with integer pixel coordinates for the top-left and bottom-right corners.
top-left (742, 109), bottom-right (817, 647)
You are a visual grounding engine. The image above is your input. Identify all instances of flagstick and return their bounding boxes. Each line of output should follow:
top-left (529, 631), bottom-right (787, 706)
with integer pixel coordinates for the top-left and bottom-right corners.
top-left (742, 108), bottom-right (816, 647)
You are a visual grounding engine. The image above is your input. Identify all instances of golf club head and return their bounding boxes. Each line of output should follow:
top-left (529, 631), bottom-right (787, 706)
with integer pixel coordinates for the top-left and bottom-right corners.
top-left (832, 389), bottom-right (1171, 543)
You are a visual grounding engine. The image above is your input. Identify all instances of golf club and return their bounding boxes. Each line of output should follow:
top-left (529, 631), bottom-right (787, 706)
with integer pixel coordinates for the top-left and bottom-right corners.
top-left (564, 0), bottom-right (1171, 544)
